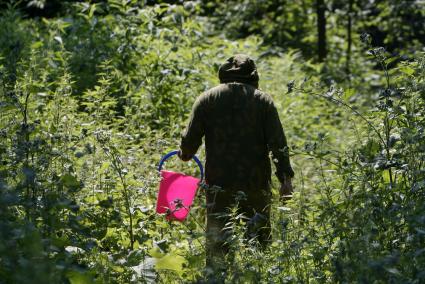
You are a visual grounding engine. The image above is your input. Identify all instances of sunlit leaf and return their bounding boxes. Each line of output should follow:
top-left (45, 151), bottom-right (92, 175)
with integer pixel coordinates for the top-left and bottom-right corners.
top-left (399, 66), bottom-right (415, 76)
top-left (155, 253), bottom-right (186, 275)
top-left (61, 173), bottom-right (79, 188)
top-left (66, 270), bottom-right (94, 284)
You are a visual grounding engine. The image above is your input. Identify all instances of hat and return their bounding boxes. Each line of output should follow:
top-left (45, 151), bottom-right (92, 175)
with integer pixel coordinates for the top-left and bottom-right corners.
top-left (218, 54), bottom-right (259, 88)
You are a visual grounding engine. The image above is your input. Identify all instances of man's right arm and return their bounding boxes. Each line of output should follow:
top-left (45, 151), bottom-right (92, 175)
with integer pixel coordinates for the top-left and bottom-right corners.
top-left (179, 95), bottom-right (205, 161)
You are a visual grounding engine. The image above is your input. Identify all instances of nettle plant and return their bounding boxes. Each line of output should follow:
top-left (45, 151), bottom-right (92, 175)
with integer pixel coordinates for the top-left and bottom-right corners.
top-left (0, 26), bottom-right (87, 282)
top-left (283, 35), bottom-right (425, 282)
top-left (1, 0), bottom-right (424, 282)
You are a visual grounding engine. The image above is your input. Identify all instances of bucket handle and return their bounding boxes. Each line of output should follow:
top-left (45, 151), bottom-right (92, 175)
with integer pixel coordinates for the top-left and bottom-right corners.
top-left (158, 150), bottom-right (204, 181)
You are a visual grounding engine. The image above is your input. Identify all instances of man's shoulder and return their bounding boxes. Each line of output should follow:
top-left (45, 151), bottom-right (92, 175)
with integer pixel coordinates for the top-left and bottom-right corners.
top-left (196, 84), bottom-right (229, 102)
top-left (253, 88), bottom-right (270, 97)
top-left (253, 88), bottom-right (275, 105)
top-left (204, 84), bottom-right (229, 95)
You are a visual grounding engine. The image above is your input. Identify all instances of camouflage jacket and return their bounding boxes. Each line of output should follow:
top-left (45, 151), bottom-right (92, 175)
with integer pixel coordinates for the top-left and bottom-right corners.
top-left (179, 82), bottom-right (294, 191)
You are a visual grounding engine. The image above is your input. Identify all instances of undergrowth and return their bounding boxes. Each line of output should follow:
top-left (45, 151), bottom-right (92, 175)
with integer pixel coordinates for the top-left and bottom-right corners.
top-left (0, 1), bottom-right (424, 283)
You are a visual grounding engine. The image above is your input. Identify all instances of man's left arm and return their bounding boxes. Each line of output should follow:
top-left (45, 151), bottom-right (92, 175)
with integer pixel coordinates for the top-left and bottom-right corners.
top-left (179, 96), bottom-right (205, 161)
top-left (264, 99), bottom-right (294, 201)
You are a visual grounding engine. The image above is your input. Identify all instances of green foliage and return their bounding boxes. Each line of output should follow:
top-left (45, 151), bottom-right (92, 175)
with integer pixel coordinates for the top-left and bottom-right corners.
top-left (201, 0), bottom-right (315, 55)
top-left (0, 1), bottom-right (424, 283)
top-left (200, 0), bottom-right (425, 85)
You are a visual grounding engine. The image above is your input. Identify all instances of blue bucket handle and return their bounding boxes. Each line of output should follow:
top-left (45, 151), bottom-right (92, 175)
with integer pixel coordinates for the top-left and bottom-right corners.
top-left (158, 150), bottom-right (204, 181)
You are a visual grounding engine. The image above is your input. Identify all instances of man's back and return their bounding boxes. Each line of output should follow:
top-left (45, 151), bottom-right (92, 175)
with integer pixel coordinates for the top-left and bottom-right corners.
top-left (180, 82), bottom-right (293, 191)
top-left (192, 82), bottom-right (274, 190)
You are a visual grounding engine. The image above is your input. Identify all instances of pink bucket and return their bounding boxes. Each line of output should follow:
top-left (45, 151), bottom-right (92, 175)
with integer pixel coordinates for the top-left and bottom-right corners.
top-left (156, 151), bottom-right (204, 221)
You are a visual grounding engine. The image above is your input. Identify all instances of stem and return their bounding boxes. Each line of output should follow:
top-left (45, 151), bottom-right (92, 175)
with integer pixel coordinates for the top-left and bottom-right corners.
top-left (117, 169), bottom-right (134, 250)
top-left (346, 0), bottom-right (353, 78)
top-left (22, 91), bottom-right (31, 220)
top-left (380, 61), bottom-right (391, 90)
top-left (376, 53), bottom-right (394, 187)
top-left (384, 111), bottom-right (394, 187)
top-left (107, 148), bottom-right (134, 250)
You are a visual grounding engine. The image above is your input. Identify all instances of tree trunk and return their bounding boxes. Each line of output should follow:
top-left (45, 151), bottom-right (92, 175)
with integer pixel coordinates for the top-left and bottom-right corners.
top-left (346, 0), bottom-right (353, 77)
top-left (316, 0), bottom-right (327, 62)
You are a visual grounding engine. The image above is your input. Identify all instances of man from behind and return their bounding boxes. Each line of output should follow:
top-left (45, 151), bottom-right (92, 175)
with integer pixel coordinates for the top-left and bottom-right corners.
top-left (179, 54), bottom-right (294, 279)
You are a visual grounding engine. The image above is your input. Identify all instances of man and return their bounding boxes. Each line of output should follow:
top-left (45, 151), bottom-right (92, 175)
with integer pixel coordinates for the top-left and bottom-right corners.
top-left (178, 54), bottom-right (294, 274)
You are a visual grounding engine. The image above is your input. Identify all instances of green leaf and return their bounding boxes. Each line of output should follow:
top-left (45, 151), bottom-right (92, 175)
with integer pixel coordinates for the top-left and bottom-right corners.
top-left (155, 253), bottom-right (186, 274)
top-left (66, 270), bottom-right (94, 284)
top-left (61, 173), bottom-right (79, 188)
top-left (30, 41), bottom-right (44, 49)
top-left (89, 4), bottom-right (97, 18)
top-left (104, 227), bottom-right (117, 239)
top-left (0, 102), bottom-right (15, 112)
top-left (149, 247), bottom-right (164, 259)
top-left (343, 88), bottom-right (355, 101)
top-left (399, 66), bottom-right (414, 76)
top-left (384, 56), bottom-right (398, 65)
top-left (99, 162), bottom-right (110, 173)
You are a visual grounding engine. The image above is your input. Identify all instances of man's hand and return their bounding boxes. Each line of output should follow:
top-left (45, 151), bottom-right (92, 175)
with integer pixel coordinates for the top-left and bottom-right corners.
top-left (177, 150), bottom-right (192, 161)
top-left (279, 175), bottom-right (293, 203)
